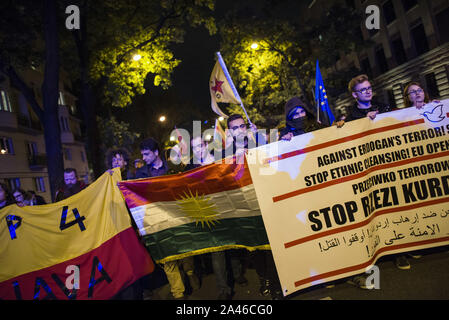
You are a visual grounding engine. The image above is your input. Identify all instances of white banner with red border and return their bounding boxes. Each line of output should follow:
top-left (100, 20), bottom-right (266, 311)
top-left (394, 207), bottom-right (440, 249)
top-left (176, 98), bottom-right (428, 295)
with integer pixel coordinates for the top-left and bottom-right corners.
top-left (247, 100), bottom-right (449, 296)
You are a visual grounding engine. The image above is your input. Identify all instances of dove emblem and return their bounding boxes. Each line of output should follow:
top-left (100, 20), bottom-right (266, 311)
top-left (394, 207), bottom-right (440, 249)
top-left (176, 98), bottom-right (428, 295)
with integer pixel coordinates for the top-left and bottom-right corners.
top-left (421, 104), bottom-right (445, 123)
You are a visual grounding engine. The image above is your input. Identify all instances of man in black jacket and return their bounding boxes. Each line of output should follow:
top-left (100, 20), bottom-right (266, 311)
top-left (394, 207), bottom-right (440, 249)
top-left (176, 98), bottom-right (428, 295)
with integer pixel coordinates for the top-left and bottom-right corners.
top-left (135, 138), bottom-right (168, 179)
top-left (345, 74), bottom-right (391, 122)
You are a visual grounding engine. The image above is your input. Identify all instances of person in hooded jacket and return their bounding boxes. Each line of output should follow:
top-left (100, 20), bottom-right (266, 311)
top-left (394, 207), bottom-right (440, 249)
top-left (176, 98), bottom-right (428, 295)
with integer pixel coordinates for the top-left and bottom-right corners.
top-left (280, 96), bottom-right (321, 141)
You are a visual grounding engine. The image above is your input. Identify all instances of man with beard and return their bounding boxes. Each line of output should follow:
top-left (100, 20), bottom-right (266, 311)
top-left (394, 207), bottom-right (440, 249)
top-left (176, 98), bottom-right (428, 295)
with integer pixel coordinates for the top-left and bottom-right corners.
top-left (55, 168), bottom-right (87, 202)
top-left (223, 114), bottom-right (266, 164)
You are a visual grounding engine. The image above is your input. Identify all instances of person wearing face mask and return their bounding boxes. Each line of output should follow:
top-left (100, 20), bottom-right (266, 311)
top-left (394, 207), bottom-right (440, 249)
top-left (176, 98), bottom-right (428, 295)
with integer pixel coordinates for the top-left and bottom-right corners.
top-left (279, 97), bottom-right (316, 141)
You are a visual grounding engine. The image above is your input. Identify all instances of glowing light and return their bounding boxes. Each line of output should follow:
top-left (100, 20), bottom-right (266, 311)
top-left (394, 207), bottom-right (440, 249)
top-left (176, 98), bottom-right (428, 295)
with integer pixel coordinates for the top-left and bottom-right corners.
top-left (132, 54), bottom-right (142, 61)
top-left (1, 149), bottom-right (6, 154)
top-left (205, 134), bottom-right (212, 141)
top-left (218, 116), bottom-right (224, 122)
top-left (251, 43), bottom-right (259, 50)
top-left (159, 116), bottom-right (166, 122)
top-left (170, 136), bottom-right (176, 142)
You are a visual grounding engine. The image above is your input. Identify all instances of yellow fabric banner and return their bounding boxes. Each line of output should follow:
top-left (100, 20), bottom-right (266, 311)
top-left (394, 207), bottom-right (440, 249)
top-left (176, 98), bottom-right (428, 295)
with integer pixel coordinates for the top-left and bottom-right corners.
top-left (0, 168), bottom-right (131, 283)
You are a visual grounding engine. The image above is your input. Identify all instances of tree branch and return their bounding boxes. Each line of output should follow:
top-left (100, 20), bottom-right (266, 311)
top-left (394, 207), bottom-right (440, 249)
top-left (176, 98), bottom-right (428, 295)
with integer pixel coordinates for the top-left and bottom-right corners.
top-left (0, 59), bottom-right (44, 121)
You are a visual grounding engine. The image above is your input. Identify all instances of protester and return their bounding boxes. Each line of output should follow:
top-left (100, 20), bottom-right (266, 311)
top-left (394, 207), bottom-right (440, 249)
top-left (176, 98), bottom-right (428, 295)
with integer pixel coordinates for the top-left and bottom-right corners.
top-left (185, 135), bottom-right (244, 300)
top-left (12, 188), bottom-right (29, 207)
top-left (225, 114), bottom-right (287, 298)
top-left (106, 148), bottom-right (134, 180)
top-left (279, 96), bottom-right (317, 141)
top-left (395, 81), bottom-right (441, 269)
top-left (340, 74), bottom-right (392, 289)
top-left (55, 168), bottom-right (88, 202)
top-left (224, 114), bottom-right (266, 163)
top-left (342, 74), bottom-right (391, 124)
top-left (137, 138), bottom-right (199, 299)
top-left (27, 190), bottom-right (46, 205)
top-left (403, 82), bottom-right (433, 109)
top-left (0, 183), bottom-right (13, 209)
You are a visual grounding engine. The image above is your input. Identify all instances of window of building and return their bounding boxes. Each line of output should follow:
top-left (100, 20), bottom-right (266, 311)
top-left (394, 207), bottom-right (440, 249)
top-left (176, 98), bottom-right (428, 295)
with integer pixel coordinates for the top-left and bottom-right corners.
top-left (435, 7), bottom-right (449, 44)
top-left (34, 177), bottom-right (46, 193)
top-left (0, 90), bottom-right (12, 112)
top-left (401, 0), bottom-right (418, 12)
top-left (58, 91), bottom-right (66, 106)
top-left (411, 21), bottom-right (429, 56)
top-left (6, 178), bottom-right (20, 191)
top-left (60, 116), bottom-right (70, 132)
top-left (383, 1), bottom-right (396, 25)
top-left (0, 137), bottom-right (14, 155)
top-left (27, 141), bottom-right (38, 156)
top-left (391, 36), bottom-right (407, 65)
top-left (64, 148), bottom-right (72, 161)
top-left (375, 45), bottom-right (389, 74)
top-left (425, 73), bottom-right (440, 99)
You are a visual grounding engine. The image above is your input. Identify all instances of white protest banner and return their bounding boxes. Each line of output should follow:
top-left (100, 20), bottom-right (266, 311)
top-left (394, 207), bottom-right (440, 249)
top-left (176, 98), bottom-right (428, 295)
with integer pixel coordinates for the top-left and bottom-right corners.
top-left (247, 100), bottom-right (449, 296)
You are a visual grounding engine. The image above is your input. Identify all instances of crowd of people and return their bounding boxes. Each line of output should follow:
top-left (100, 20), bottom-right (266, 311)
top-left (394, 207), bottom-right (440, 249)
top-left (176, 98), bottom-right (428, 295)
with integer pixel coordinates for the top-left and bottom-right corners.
top-left (0, 74), bottom-right (442, 300)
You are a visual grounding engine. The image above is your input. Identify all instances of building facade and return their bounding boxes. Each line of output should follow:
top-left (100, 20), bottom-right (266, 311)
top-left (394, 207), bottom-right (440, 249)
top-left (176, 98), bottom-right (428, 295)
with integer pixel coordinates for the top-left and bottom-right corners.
top-left (0, 69), bottom-right (90, 204)
top-left (325, 0), bottom-right (449, 113)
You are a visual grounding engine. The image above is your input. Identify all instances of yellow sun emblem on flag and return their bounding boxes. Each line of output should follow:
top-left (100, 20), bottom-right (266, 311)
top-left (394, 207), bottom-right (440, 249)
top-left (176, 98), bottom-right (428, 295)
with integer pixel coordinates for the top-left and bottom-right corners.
top-left (176, 189), bottom-right (220, 229)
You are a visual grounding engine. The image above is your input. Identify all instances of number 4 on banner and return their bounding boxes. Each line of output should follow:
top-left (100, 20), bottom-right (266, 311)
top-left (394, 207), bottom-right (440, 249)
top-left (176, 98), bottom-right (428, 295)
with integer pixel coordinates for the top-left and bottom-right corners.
top-left (60, 206), bottom-right (86, 232)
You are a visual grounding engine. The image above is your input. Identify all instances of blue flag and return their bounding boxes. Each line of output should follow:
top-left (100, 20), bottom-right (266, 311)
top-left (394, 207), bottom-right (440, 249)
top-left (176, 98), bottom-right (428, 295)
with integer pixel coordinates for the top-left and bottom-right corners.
top-left (315, 60), bottom-right (335, 126)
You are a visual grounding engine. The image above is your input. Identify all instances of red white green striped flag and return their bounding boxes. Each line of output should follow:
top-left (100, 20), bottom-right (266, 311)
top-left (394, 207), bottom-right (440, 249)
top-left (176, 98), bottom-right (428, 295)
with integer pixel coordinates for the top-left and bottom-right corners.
top-left (118, 161), bottom-right (270, 263)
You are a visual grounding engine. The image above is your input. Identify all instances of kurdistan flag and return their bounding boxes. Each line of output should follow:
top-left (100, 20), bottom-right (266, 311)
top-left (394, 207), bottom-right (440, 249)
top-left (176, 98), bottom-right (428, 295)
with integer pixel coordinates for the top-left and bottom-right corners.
top-left (118, 161), bottom-right (270, 263)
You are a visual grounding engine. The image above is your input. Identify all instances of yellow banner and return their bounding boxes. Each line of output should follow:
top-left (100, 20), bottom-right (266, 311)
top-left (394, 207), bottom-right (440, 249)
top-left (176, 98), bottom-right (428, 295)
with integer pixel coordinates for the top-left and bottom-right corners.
top-left (0, 168), bottom-right (131, 282)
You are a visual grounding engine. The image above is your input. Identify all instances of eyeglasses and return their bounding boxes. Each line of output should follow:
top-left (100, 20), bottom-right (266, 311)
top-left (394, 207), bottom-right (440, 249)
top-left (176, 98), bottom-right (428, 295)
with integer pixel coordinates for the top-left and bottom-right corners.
top-left (408, 88), bottom-right (424, 96)
top-left (230, 124), bottom-right (247, 131)
top-left (354, 87), bottom-right (372, 95)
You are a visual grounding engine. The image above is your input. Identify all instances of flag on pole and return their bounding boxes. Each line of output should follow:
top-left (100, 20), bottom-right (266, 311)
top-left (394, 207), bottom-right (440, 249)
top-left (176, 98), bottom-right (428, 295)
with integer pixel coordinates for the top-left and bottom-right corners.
top-left (209, 53), bottom-right (242, 119)
top-left (213, 119), bottom-right (226, 149)
top-left (315, 60), bottom-right (335, 126)
top-left (118, 162), bottom-right (270, 263)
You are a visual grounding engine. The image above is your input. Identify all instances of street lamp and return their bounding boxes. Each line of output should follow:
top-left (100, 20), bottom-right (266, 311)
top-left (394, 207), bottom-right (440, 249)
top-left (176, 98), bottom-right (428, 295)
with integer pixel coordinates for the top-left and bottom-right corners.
top-left (133, 54), bottom-right (142, 61)
top-left (250, 43), bottom-right (259, 50)
top-left (159, 115), bottom-right (166, 122)
top-left (218, 116), bottom-right (224, 122)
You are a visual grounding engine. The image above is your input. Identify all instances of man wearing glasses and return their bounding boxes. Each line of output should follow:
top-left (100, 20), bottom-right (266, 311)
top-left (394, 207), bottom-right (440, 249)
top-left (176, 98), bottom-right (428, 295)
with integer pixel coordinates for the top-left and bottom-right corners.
top-left (345, 74), bottom-right (391, 122)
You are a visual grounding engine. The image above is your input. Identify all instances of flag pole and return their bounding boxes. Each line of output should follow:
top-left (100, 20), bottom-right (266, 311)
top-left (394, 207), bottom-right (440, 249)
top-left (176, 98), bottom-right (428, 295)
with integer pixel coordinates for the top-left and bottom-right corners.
top-left (216, 52), bottom-right (253, 126)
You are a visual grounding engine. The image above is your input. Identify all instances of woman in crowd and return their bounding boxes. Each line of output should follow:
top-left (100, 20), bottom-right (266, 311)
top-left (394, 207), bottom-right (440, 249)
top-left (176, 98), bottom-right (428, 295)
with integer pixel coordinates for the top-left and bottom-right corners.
top-left (12, 188), bottom-right (29, 207)
top-left (0, 183), bottom-right (14, 209)
top-left (403, 82), bottom-right (431, 109)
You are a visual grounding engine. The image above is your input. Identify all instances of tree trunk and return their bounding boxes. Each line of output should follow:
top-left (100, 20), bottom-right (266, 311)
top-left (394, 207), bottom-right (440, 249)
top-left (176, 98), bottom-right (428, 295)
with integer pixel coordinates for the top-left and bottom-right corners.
top-left (42, 0), bottom-right (64, 201)
top-left (74, 2), bottom-right (104, 179)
